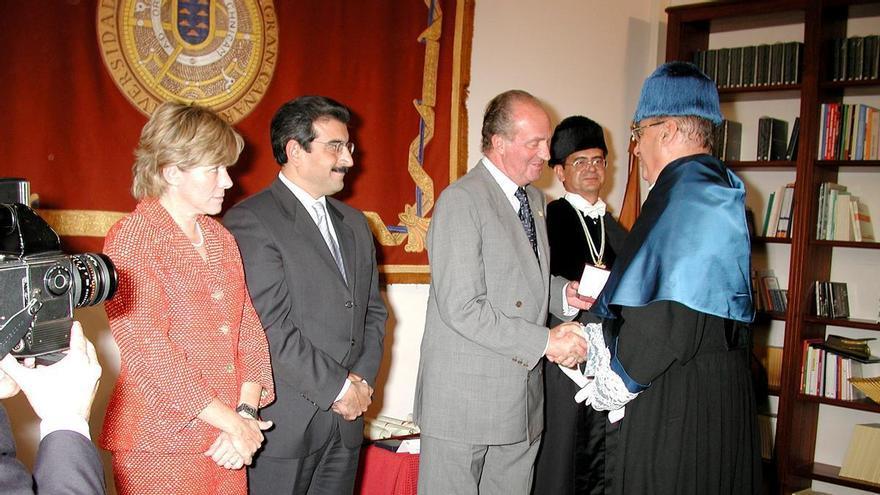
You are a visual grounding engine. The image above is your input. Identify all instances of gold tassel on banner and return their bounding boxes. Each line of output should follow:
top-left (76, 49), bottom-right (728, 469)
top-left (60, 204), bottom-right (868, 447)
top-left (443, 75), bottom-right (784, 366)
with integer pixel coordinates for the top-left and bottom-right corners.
top-left (618, 138), bottom-right (641, 230)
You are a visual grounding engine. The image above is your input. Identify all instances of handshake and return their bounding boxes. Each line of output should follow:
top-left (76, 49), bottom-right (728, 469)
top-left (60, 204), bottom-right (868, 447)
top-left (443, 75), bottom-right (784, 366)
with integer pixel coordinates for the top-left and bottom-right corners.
top-left (545, 322), bottom-right (588, 369)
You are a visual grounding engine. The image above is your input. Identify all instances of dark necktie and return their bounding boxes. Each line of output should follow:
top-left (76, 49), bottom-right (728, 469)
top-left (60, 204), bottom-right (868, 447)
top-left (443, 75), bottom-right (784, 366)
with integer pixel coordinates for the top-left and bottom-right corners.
top-left (514, 187), bottom-right (538, 258)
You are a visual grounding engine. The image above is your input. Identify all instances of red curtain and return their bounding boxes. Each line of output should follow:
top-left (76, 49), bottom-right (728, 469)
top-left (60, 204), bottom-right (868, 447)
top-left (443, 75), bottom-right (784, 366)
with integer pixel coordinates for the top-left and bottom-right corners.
top-left (0, 1), bottom-right (471, 281)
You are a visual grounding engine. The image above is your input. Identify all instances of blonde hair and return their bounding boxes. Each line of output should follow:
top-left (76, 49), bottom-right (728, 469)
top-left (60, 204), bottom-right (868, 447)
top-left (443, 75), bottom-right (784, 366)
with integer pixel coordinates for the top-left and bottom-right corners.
top-left (131, 101), bottom-right (245, 199)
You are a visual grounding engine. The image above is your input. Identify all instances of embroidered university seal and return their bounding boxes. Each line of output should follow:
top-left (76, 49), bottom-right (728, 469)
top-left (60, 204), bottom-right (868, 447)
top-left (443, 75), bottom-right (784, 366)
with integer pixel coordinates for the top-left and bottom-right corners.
top-left (98, 0), bottom-right (277, 123)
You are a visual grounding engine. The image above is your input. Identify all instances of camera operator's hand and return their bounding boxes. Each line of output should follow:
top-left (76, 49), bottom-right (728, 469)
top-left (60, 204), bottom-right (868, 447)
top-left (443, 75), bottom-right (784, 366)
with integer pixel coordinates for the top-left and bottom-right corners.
top-left (0, 321), bottom-right (101, 423)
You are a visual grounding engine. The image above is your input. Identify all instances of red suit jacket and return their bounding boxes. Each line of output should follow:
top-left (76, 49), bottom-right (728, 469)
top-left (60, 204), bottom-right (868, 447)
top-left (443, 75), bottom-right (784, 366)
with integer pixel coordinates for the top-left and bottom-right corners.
top-left (99, 199), bottom-right (274, 453)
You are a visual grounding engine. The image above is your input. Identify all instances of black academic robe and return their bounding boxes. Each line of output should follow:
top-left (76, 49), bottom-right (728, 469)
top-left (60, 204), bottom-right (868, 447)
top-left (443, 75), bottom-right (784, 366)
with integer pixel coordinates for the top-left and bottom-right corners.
top-left (532, 198), bottom-right (626, 495)
top-left (609, 301), bottom-right (761, 495)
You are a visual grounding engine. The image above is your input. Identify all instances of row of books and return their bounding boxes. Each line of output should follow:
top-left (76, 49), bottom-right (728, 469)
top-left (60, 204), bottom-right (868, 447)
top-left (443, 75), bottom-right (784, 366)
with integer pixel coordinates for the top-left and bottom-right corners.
top-left (814, 281), bottom-right (851, 319)
top-left (752, 269), bottom-right (787, 313)
top-left (757, 413), bottom-right (777, 461)
top-left (800, 337), bottom-right (873, 400)
top-left (754, 345), bottom-right (783, 390)
top-left (840, 423), bottom-right (880, 485)
top-left (712, 120), bottom-right (741, 162)
top-left (762, 183), bottom-right (795, 238)
top-left (757, 116), bottom-right (799, 161)
top-left (692, 42), bottom-right (803, 88)
top-left (817, 103), bottom-right (880, 161)
top-left (830, 35), bottom-right (880, 82)
top-left (816, 182), bottom-right (875, 242)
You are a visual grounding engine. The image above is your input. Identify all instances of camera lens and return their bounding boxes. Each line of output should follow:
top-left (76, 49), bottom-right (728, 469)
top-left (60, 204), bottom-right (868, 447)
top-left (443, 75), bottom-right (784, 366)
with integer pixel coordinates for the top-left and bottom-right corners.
top-left (70, 253), bottom-right (118, 307)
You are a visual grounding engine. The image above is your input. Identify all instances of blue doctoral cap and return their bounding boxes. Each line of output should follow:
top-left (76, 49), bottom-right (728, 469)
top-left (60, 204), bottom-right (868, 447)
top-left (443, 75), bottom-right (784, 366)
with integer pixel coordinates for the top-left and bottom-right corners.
top-left (633, 61), bottom-right (722, 125)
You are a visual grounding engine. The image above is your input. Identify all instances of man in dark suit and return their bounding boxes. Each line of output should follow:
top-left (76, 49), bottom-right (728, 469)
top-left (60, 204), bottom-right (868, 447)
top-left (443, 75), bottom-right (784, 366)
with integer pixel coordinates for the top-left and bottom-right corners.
top-left (225, 95), bottom-right (387, 495)
top-left (414, 90), bottom-right (591, 495)
top-left (0, 322), bottom-right (105, 494)
top-left (532, 116), bottom-right (627, 495)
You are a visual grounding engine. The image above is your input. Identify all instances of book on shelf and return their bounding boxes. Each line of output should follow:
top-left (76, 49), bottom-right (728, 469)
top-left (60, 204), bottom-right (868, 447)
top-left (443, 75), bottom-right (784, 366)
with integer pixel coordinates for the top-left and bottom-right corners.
top-left (801, 338), bottom-right (873, 400)
top-left (716, 47), bottom-right (730, 88)
top-left (742, 45), bottom-right (756, 87)
top-left (775, 184), bottom-right (795, 238)
top-left (817, 103), bottom-right (879, 160)
top-left (757, 413), bottom-right (777, 460)
top-left (754, 345), bottom-right (783, 389)
top-left (762, 183), bottom-right (794, 238)
top-left (813, 282), bottom-right (851, 319)
top-left (832, 35), bottom-right (880, 81)
top-left (816, 183), bottom-right (875, 242)
top-left (851, 199), bottom-right (875, 242)
top-left (769, 42), bottom-right (784, 86)
top-left (839, 423), bottom-right (880, 484)
top-left (752, 269), bottom-right (787, 313)
top-left (729, 46), bottom-right (743, 88)
top-left (757, 116), bottom-right (787, 161)
top-left (762, 191), bottom-right (776, 237)
top-left (691, 42), bottom-right (802, 89)
top-left (825, 334), bottom-right (876, 362)
top-left (782, 41), bottom-right (802, 85)
top-left (785, 116), bottom-right (800, 160)
top-left (713, 120), bottom-right (742, 162)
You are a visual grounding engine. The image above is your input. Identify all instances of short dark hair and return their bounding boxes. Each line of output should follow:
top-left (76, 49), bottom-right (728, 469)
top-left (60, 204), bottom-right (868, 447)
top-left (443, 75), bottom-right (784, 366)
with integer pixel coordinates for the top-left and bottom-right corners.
top-left (481, 90), bottom-right (539, 153)
top-left (270, 95), bottom-right (351, 165)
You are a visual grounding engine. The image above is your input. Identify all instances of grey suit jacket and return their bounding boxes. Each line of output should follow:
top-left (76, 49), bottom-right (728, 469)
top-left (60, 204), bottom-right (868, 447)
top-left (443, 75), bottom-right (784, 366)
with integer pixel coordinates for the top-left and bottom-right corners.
top-left (224, 178), bottom-right (387, 458)
top-left (1, 405), bottom-right (105, 494)
top-left (413, 160), bottom-right (569, 446)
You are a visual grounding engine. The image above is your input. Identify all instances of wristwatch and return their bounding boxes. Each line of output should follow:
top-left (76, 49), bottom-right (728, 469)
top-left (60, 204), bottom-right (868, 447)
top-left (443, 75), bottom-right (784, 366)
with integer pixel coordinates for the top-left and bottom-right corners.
top-left (236, 403), bottom-right (258, 419)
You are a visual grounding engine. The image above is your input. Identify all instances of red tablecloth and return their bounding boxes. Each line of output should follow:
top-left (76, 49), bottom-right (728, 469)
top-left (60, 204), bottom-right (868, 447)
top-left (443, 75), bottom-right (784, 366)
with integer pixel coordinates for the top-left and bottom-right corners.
top-left (355, 444), bottom-right (419, 495)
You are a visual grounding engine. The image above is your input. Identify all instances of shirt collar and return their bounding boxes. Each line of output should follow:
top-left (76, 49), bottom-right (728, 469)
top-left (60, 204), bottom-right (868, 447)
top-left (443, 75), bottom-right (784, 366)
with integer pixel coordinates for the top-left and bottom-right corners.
top-left (482, 156), bottom-right (521, 206)
top-left (563, 192), bottom-right (606, 219)
top-left (278, 171), bottom-right (327, 211)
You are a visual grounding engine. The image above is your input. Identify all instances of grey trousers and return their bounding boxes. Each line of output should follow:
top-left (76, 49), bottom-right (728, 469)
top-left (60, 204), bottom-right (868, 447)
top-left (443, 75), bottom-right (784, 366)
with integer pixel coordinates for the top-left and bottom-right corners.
top-left (418, 434), bottom-right (541, 494)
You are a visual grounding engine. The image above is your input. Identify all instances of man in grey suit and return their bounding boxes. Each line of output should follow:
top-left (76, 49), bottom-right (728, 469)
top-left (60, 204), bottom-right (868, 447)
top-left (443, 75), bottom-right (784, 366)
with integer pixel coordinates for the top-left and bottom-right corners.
top-left (225, 95), bottom-right (387, 495)
top-left (413, 90), bottom-right (590, 494)
top-left (0, 322), bottom-right (105, 495)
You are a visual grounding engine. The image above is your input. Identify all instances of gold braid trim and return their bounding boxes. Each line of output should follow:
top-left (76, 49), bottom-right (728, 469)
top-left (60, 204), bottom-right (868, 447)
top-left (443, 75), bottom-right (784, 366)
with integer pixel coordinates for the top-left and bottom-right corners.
top-left (362, 0), bottom-right (443, 253)
top-left (37, 209), bottom-right (127, 238)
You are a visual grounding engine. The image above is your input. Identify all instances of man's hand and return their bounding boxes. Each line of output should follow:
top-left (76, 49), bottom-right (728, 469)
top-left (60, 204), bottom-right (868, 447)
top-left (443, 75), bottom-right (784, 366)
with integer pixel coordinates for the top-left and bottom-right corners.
top-left (565, 281), bottom-right (595, 311)
top-left (0, 321), bottom-right (101, 422)
top-left (546, 322), bottom-right (589, 368)
top-left (332, 373), bottom-right (372, 421)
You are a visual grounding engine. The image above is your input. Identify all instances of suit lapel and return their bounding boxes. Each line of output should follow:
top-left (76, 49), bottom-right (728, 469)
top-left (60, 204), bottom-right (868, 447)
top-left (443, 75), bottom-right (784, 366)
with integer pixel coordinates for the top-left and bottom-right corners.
top-left (474, 162), bottom-right (544, 304)
top-left (269, 179), bottom-right (350, 289)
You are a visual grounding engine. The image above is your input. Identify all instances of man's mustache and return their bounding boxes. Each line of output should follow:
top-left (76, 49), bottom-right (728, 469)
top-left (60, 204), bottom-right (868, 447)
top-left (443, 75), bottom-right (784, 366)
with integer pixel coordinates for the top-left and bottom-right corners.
top-left (331, 166), bottom-right (352, 174)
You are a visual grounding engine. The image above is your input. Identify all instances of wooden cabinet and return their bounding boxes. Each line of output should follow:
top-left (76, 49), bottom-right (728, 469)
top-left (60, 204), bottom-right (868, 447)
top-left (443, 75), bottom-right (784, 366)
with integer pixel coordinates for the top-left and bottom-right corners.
top-left (666, 1), bottom-right (880, 493)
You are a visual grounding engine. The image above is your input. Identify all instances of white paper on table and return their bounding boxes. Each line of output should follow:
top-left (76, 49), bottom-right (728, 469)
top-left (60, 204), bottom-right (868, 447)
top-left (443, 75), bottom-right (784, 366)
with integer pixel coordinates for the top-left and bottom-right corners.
top-left (577, 264), bottom-right (611, 299)
top-left (397, 438), bottom-right (420, 454)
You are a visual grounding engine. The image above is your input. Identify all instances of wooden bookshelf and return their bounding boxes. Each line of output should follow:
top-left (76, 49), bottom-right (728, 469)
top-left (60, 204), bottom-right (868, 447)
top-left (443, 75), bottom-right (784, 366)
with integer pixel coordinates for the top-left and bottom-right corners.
top-left (795, 462), bottom-right (880, 493)
top-left (799, 393), bottom-right (880, 412)
top-left (666, 1), bottom-right (880, 493)
top-left (804, 315), bottom-right (880, 330)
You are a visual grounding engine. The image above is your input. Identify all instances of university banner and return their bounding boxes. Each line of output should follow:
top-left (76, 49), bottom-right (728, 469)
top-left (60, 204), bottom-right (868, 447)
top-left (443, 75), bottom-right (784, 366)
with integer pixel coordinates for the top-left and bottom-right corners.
top-left (0, 0), bottom-right (473, 282)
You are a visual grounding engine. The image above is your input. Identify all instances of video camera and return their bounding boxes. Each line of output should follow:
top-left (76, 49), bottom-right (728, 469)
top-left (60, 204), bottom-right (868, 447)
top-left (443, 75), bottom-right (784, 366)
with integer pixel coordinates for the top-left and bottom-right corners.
top-left (0, 179), bottom-right (117, 361)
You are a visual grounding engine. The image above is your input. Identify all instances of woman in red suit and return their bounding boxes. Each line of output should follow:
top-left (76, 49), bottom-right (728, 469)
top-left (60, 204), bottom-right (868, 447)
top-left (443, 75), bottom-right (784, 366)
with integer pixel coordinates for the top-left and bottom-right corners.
top-left (100, 102), bottom-right (275, 495)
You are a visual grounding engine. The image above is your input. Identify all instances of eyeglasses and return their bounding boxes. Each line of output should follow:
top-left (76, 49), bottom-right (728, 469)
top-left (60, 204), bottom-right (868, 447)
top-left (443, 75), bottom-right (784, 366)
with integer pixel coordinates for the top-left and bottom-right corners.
top-left (312, 139), bottom-right (355, 155)
top-left (630, 120), bottom-right (666, 142)
top-left (569, 156), bottom-right (606, 168)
